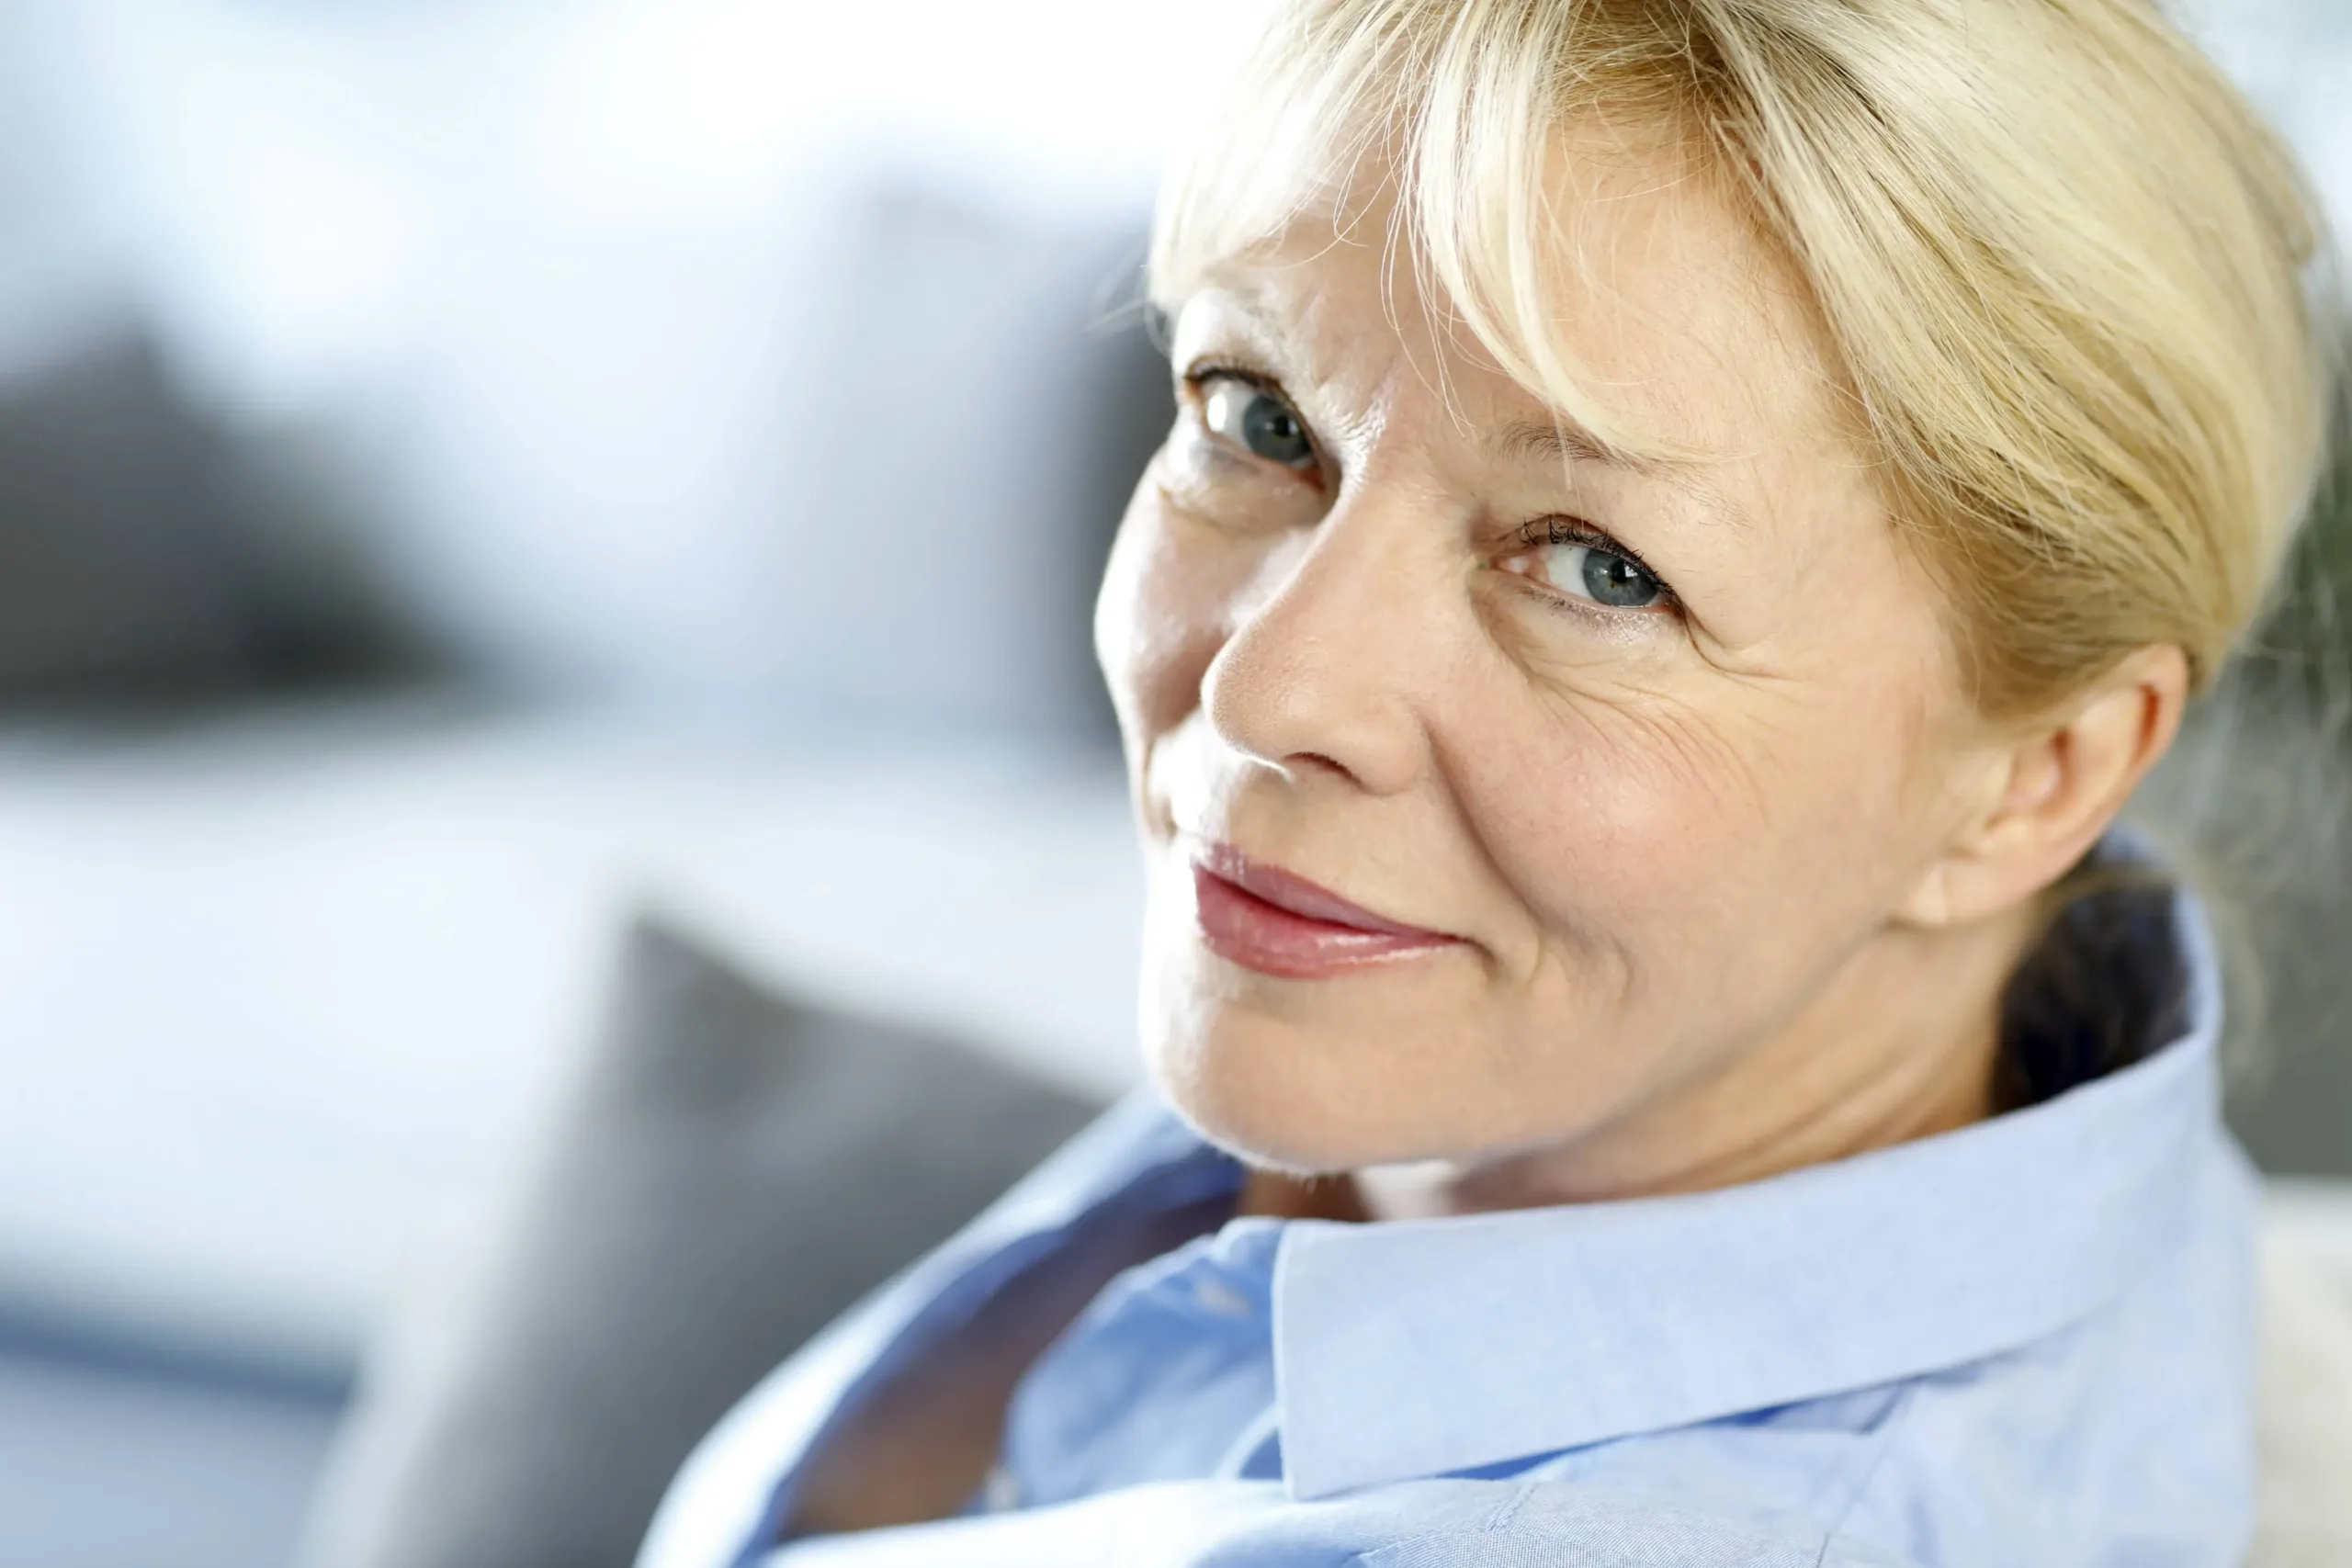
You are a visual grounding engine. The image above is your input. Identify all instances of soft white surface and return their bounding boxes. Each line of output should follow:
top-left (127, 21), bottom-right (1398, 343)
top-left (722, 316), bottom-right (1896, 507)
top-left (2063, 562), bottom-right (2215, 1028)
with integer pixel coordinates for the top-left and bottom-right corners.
top-left (2266, 1182), bottom-right (2352, 1274)
top-left (2255, 1185), bottom-right (2352, 1568)
top-left (0, 705), bottom-right (1144, 1372)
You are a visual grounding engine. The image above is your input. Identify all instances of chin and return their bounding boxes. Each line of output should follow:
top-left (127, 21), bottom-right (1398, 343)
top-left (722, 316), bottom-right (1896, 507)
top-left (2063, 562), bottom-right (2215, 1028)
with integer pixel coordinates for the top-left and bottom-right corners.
top-left (1137, 984), bottom-right (1504, 1176)
top-left (1144, 1033), bottom-right (1370, 1175)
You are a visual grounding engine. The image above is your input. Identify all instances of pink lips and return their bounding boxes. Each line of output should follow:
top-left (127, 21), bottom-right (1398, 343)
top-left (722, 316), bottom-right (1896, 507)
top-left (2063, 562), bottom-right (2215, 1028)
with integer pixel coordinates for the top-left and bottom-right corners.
top-left (1189, 840), bottom-right (1463, 980)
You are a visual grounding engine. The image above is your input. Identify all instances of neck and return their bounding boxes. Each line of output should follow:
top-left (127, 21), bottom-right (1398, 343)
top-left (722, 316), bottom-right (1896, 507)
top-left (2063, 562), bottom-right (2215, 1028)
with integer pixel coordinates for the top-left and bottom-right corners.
top-left (1340, 903), bottom-right (2040, 1221)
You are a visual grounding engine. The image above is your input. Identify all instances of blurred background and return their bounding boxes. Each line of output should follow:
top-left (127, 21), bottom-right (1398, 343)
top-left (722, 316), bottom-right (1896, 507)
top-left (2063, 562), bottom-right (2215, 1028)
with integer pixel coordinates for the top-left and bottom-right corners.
top-left (0, 2), bottom-right (2344, 1564)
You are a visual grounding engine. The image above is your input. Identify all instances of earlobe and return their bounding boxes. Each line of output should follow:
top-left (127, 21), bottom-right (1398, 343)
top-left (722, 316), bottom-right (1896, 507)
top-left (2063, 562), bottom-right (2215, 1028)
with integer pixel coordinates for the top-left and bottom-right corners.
top-left (1896, 861), bottom-right (1959, 928)
top-left (1897, 644), bottom-right (2190, 931)
top-left (1893, 750), bottom-right (2017, 929)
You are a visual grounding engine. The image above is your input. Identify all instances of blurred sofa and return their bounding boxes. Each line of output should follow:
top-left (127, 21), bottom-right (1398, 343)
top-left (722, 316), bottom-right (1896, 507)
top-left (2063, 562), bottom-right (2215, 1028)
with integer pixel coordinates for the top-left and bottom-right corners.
top-left (0, 153), bottom-right (1170, 1567)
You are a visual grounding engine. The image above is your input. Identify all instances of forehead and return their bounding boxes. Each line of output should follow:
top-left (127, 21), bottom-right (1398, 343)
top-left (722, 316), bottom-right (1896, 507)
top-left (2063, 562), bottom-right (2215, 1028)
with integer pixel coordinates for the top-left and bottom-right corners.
top-left (1172, 122), bottom-right (1860, 486)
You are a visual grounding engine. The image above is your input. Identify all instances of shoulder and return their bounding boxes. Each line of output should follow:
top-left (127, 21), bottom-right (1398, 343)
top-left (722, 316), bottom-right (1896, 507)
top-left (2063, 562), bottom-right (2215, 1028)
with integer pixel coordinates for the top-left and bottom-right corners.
top-left (1837, 1127), bottom-right (2259, 1567)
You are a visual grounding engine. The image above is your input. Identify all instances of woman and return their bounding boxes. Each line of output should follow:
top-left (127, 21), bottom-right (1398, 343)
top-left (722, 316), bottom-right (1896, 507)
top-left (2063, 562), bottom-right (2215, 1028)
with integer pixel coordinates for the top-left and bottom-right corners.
top-left (643, 1), bottom-right (2335, 1562)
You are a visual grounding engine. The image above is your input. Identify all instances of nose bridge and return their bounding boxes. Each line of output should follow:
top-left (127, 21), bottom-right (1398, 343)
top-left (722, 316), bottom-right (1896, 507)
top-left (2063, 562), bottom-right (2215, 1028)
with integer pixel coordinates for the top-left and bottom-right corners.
top-left (1204, 476), bottom-right (1446, 795)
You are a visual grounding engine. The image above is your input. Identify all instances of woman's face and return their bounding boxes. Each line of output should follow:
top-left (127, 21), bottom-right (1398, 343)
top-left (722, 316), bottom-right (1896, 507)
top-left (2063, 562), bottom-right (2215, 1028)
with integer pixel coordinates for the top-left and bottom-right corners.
top-left (1097, 138), bottom-right (2011, 1179)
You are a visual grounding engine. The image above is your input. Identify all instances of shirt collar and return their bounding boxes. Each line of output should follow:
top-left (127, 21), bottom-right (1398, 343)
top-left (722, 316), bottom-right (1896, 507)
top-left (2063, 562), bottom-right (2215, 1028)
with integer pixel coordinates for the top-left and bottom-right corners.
top-left (1270, 882), bottom-right (2226, 1498)
top-left (644, 874), bottom-right (2229, 1567)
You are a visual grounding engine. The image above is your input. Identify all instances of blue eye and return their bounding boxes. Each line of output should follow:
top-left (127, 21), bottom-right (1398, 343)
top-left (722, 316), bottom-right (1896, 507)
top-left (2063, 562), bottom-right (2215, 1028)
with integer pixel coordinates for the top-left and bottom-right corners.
top-left (1574, 547), bottom-right (1663, 609)
top-left (1201, 377), bottom-right (1317, 471)
top-left (1506, 530), bottom-right (1671, 612)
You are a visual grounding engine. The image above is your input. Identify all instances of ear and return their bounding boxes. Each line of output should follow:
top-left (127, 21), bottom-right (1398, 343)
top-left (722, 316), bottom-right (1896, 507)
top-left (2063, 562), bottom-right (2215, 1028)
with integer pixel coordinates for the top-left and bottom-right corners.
top-left (1897, 644), bottom-right (2190, 928)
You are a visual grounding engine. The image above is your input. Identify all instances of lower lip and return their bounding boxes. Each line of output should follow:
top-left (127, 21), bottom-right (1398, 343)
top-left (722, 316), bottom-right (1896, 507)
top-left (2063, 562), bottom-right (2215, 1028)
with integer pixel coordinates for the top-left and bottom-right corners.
top-left (1190, 862), bottom-right (1462, 980)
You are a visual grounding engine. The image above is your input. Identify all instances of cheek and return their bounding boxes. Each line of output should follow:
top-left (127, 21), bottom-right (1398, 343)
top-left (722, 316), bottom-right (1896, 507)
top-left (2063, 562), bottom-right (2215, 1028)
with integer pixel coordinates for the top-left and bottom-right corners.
top-left (1097, 469), bottom-right (1218, 761)
top-left (1454, 664), bottom-right (1944, 974)
top-left (1096, 463), bottom-right (1310, 791)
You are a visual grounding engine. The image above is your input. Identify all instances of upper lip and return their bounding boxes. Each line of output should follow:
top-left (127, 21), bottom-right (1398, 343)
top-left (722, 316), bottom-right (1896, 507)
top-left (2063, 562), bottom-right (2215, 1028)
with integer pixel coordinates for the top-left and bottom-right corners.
top-left (1191, 838), bottom-right (1454, 941)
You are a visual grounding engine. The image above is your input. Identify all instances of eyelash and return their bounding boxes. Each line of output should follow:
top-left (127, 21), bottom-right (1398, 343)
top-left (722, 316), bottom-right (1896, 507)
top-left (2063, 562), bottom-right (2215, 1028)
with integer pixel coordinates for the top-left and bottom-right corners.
top-left (1514, 517), bottom-right (1667, 581)
top-left (1183, 361), bottom-right (1275, 399)
top-left (1507, 517), bottom-right (1681, 615)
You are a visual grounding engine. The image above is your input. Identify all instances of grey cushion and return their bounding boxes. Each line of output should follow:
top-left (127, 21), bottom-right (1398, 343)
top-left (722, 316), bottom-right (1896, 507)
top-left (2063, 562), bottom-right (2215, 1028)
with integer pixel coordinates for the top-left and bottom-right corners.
top-left (0, 321), bottom-right (419, 699)
top-left (297, 912), bottom-right (1100, 1568)
top-left (0, 326), bottom-right (266, 697)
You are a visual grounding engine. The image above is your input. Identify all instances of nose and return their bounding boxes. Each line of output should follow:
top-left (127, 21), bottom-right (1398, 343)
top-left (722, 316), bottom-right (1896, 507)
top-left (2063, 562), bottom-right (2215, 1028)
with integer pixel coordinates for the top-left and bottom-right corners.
top-left (1202, 495), bottom-right (1445, 798)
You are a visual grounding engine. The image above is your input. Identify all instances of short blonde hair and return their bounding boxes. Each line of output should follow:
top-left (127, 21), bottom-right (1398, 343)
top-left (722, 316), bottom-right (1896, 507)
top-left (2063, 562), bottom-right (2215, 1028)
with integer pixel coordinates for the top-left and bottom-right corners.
top-left (1151, 0), bottom-right (2338, 715)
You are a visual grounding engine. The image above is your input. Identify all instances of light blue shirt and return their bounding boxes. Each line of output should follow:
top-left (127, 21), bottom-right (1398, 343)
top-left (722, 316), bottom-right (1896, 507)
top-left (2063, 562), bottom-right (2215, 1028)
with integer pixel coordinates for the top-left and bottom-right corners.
top-left (639, 886), bottom-right (2257, 1568)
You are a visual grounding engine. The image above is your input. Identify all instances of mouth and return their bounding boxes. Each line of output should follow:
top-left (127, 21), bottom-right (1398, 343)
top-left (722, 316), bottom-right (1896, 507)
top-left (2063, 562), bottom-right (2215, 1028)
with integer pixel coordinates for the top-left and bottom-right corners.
top-left (1187, 840), bottom-right (1464, 980)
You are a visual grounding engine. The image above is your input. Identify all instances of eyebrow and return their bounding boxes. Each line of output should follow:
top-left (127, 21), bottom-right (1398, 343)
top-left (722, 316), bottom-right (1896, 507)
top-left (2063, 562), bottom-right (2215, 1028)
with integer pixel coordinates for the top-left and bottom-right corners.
top-left (1493, 416), bottom-right (1655, 473)
top-left (1492, 414), bottom-right (1752, 528)
top-left (1198, 286), bottom-right (1317, 374)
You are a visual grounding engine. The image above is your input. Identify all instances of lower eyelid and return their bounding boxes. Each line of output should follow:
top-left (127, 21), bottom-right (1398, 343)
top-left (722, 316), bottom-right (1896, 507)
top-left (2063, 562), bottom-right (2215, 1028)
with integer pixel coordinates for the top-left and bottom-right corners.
top-left (1159, 445), bottom-right (1325, 533)
top-left (1210, 433), bottom-right (1326, 491)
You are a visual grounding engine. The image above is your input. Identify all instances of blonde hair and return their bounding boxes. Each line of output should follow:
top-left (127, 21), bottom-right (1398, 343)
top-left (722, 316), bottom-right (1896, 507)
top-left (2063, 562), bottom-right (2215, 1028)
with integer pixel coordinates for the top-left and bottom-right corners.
top-left (1150, 0), bottom-right (2338, 716)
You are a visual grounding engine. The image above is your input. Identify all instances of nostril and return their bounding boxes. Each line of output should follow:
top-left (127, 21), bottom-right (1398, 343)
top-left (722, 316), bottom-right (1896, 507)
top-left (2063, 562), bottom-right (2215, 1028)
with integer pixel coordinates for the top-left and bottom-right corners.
top-left (1287, 751), bottom-right (1354, 783)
